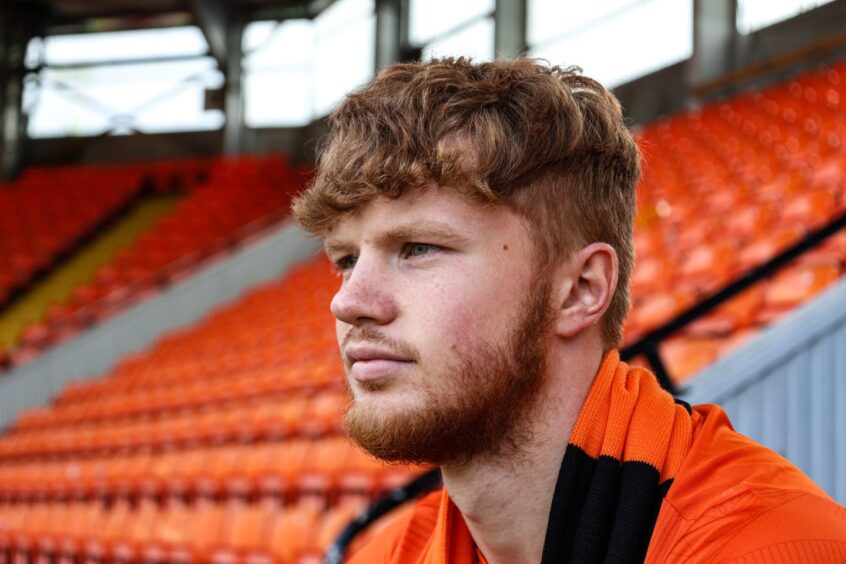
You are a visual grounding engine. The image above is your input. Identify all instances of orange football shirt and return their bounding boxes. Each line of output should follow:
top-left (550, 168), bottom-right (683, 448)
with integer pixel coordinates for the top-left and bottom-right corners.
top-left (349, 351), bottom-right (846, 563)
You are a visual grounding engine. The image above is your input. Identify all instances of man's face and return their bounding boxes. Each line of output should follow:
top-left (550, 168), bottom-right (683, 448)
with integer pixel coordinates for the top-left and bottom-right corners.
top-left (325, 186), bottom-right (555, 465)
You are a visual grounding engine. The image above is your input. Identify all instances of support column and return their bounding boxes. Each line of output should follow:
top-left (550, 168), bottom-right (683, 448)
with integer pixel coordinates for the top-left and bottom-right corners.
top-left (190, 0), bottom-right (228, 69)
top-left (689, 0), bottom-right (738, 89)
top-left (494, 0), bottom-right (526, 59)
top-left (223, 13), bottom-right (244, 156)
top-left (375, 0), bottom-right (403, 72)
top-left (0, 2), bottom-right (40, 180)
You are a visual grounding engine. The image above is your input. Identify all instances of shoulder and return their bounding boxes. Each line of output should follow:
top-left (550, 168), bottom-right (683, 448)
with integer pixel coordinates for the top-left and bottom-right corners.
top-left (709, 491), bottom-right (846, 562)
top-left (649, 403), bottom-right (846, 562)
top-left (348, 490), bottom-right (442, 564)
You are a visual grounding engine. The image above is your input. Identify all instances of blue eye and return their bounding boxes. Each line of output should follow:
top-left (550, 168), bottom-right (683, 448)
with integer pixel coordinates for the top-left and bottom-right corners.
top-left (335, 255), bottom-right (358, 271)
top-left (406, 243), bottom-right (436, 257)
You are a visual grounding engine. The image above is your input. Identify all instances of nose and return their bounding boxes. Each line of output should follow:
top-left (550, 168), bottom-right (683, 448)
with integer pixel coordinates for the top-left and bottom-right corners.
top-left (330, 257), bottom-right (398, 327)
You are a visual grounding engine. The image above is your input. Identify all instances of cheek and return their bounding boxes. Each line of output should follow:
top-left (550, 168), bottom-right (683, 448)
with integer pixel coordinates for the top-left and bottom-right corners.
top-left (417, 276), bottom-right (515, 356)
top-left (440, 303), bottom-right (478, 354)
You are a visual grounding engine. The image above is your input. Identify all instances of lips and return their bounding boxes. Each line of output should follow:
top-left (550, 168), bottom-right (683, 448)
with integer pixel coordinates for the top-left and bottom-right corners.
top-left (344, 344), bottom-right (414, 382)
top-left (345, 344), bottom-right (411, 364)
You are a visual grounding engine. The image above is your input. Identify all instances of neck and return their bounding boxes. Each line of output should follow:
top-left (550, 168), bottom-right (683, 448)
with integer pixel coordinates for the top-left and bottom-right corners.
top-left (441, 342), bottom-right (604, 564)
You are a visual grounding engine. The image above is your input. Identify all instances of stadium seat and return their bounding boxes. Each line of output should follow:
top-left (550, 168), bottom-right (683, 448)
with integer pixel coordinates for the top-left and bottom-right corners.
top-left (210, 501), bottom-right (275, 563)
top-left (140, 501), bottom-right (193, 562)
top-left (169, 501), bottom-right (229, 563)
top-left (264, 501), bottom-right (323, 564)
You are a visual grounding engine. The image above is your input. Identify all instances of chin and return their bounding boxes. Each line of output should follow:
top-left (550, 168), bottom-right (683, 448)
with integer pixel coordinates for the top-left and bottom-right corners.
top-left (351, 376), bottom-right (394, 394)
top-left (351, 383), bottom-right (425, 413)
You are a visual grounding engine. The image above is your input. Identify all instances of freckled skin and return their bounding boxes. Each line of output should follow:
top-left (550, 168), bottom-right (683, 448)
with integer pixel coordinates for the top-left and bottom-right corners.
top-left (328, 186), bottom-right (539, 418)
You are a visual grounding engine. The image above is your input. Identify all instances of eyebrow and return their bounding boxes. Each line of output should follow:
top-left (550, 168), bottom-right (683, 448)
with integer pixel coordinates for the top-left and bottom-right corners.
top-left (324, 220), bottom-right (471, 256)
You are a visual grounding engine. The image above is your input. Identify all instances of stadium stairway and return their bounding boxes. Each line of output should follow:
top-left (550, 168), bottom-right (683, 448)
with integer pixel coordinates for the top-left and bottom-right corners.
top-left (0, 166), bottom-right (144, 315)
top-left (0, 193), bottom-right (181, 351)
top-left (0, 155), bottom-right (304, 369)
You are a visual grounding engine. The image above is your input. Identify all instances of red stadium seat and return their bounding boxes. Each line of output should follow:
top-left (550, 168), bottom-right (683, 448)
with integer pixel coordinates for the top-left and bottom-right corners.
top-left (210, 501), bottom-right (275, 563)
top-left (170, 501), bottom-right (228, 562)
top-left (264, 502), bottom-right (322, 564)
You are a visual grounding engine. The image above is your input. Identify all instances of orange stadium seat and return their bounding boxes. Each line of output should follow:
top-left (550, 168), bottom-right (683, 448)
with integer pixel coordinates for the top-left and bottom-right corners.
top-left (302, 499), bottom-right (368, 563)
top-left (261, 440), bottom-right (313, 502)
top-left (661, 336), bottom-right (721, 383)
top-left (210, 501), bottom-right (275, 563)
top-left (679, 240), bottom-right (740, 292)
top-left (299, 436), bottom-right (354, 501)
top-left (224, 444), bottom-right (275, 499)
top-left (760, 263), bottom-right (841, 323)
top-left (264, 501), bottom-right (323, 564)
top-left (83, 500), bottom-right (132, 561)
top-left (169, 501), bottom-right (229, 562)
top-left (631, 290), bottom-right (697, 334)
top-left (110, 499), bottom-right (159, 562)
top-left (57, 503), bottom-right (105, 557)
top-left (686, 285), bottom-right (765, 337)
top-left (140, 501), bottom-right (193, 562)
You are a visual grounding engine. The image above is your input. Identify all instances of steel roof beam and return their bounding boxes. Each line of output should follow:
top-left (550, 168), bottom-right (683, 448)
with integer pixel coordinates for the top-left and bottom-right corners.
top-left (189, 0), bottom-right (229, 69)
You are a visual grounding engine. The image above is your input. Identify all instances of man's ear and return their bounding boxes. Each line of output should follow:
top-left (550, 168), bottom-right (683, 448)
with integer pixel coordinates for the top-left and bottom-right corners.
top-left (553, 243), bottom-right (619, 338)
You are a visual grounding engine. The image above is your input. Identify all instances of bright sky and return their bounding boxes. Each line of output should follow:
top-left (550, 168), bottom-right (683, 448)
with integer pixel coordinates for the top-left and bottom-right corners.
top-left (23, 0), bottom-right (830, 137)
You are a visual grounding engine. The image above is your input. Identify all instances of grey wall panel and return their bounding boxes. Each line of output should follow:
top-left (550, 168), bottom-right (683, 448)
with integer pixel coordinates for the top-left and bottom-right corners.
top-left (834, 339), bottom-right (846, 503)
top-left (0, 223), bottom-right (321, 431)
top-left (681, 278), bottom-right (846, 505)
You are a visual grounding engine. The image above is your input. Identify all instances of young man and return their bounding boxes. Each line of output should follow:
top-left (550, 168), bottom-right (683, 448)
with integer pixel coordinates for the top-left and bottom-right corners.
top-left (292, 58), bottom-right (846, 563)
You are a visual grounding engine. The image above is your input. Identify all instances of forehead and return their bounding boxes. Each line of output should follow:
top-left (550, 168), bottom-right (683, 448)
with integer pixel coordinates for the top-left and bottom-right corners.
top-left (323, 185), bottom-right (531, 248)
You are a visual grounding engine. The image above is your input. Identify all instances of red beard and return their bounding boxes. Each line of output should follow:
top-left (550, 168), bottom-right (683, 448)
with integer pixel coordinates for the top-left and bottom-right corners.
top-left (343, 275), bottom-right (554, 466)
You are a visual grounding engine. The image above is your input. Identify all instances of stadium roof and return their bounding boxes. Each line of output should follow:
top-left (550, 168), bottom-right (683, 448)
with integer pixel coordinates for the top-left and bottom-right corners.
top-left (32, 0), bottom-right (331, 32)
top-left (26, 0), bottom-right (334, 71)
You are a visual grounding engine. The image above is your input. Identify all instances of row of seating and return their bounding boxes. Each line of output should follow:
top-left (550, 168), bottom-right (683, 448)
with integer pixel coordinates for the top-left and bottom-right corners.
top-left (14, 359), bottom-right (343, 432)
top-left (0, 391), bottom-right (348, 460)
top-left (40, 266), bottom-right (339, 411)
top-left (0, 166), bottom-right (142, 306)
top-left (0, 192), bottom-right (185, 358)
top-left (61, 156), bottom-right (300, 314)
top-left (0, 496), bottom-right (408, 564)
top-left (621, 62), bottom-right (846, 378)
top-left (0, 437), bottom-right (420, 503)
top-left (139, 158), bottom-right (213, 195)
top-left (6, 156), bottom-right (305, 368)
top-left (658, 257), bottom-right (843, 377)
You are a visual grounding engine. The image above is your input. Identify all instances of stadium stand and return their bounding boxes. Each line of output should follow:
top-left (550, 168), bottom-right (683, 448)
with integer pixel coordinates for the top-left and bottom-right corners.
top-left (1, 39), bottom-right (845, 564)
top-left (628, 59), bottom-right (846, 381)
top-left (0, 257), bottom-right (420, 563)
top-left (0, 155), bottom-right (303, 368)
top-left (0, 193), bottom-right (181, 355)
top-left (0, 497), bottom-right (398, 563)
top-left (0, 166), bottom-right (144, 340)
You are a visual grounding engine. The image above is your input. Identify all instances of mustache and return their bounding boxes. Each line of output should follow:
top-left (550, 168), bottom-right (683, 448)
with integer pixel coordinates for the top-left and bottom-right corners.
top-left (342, 327), bottom-right (421, 363)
